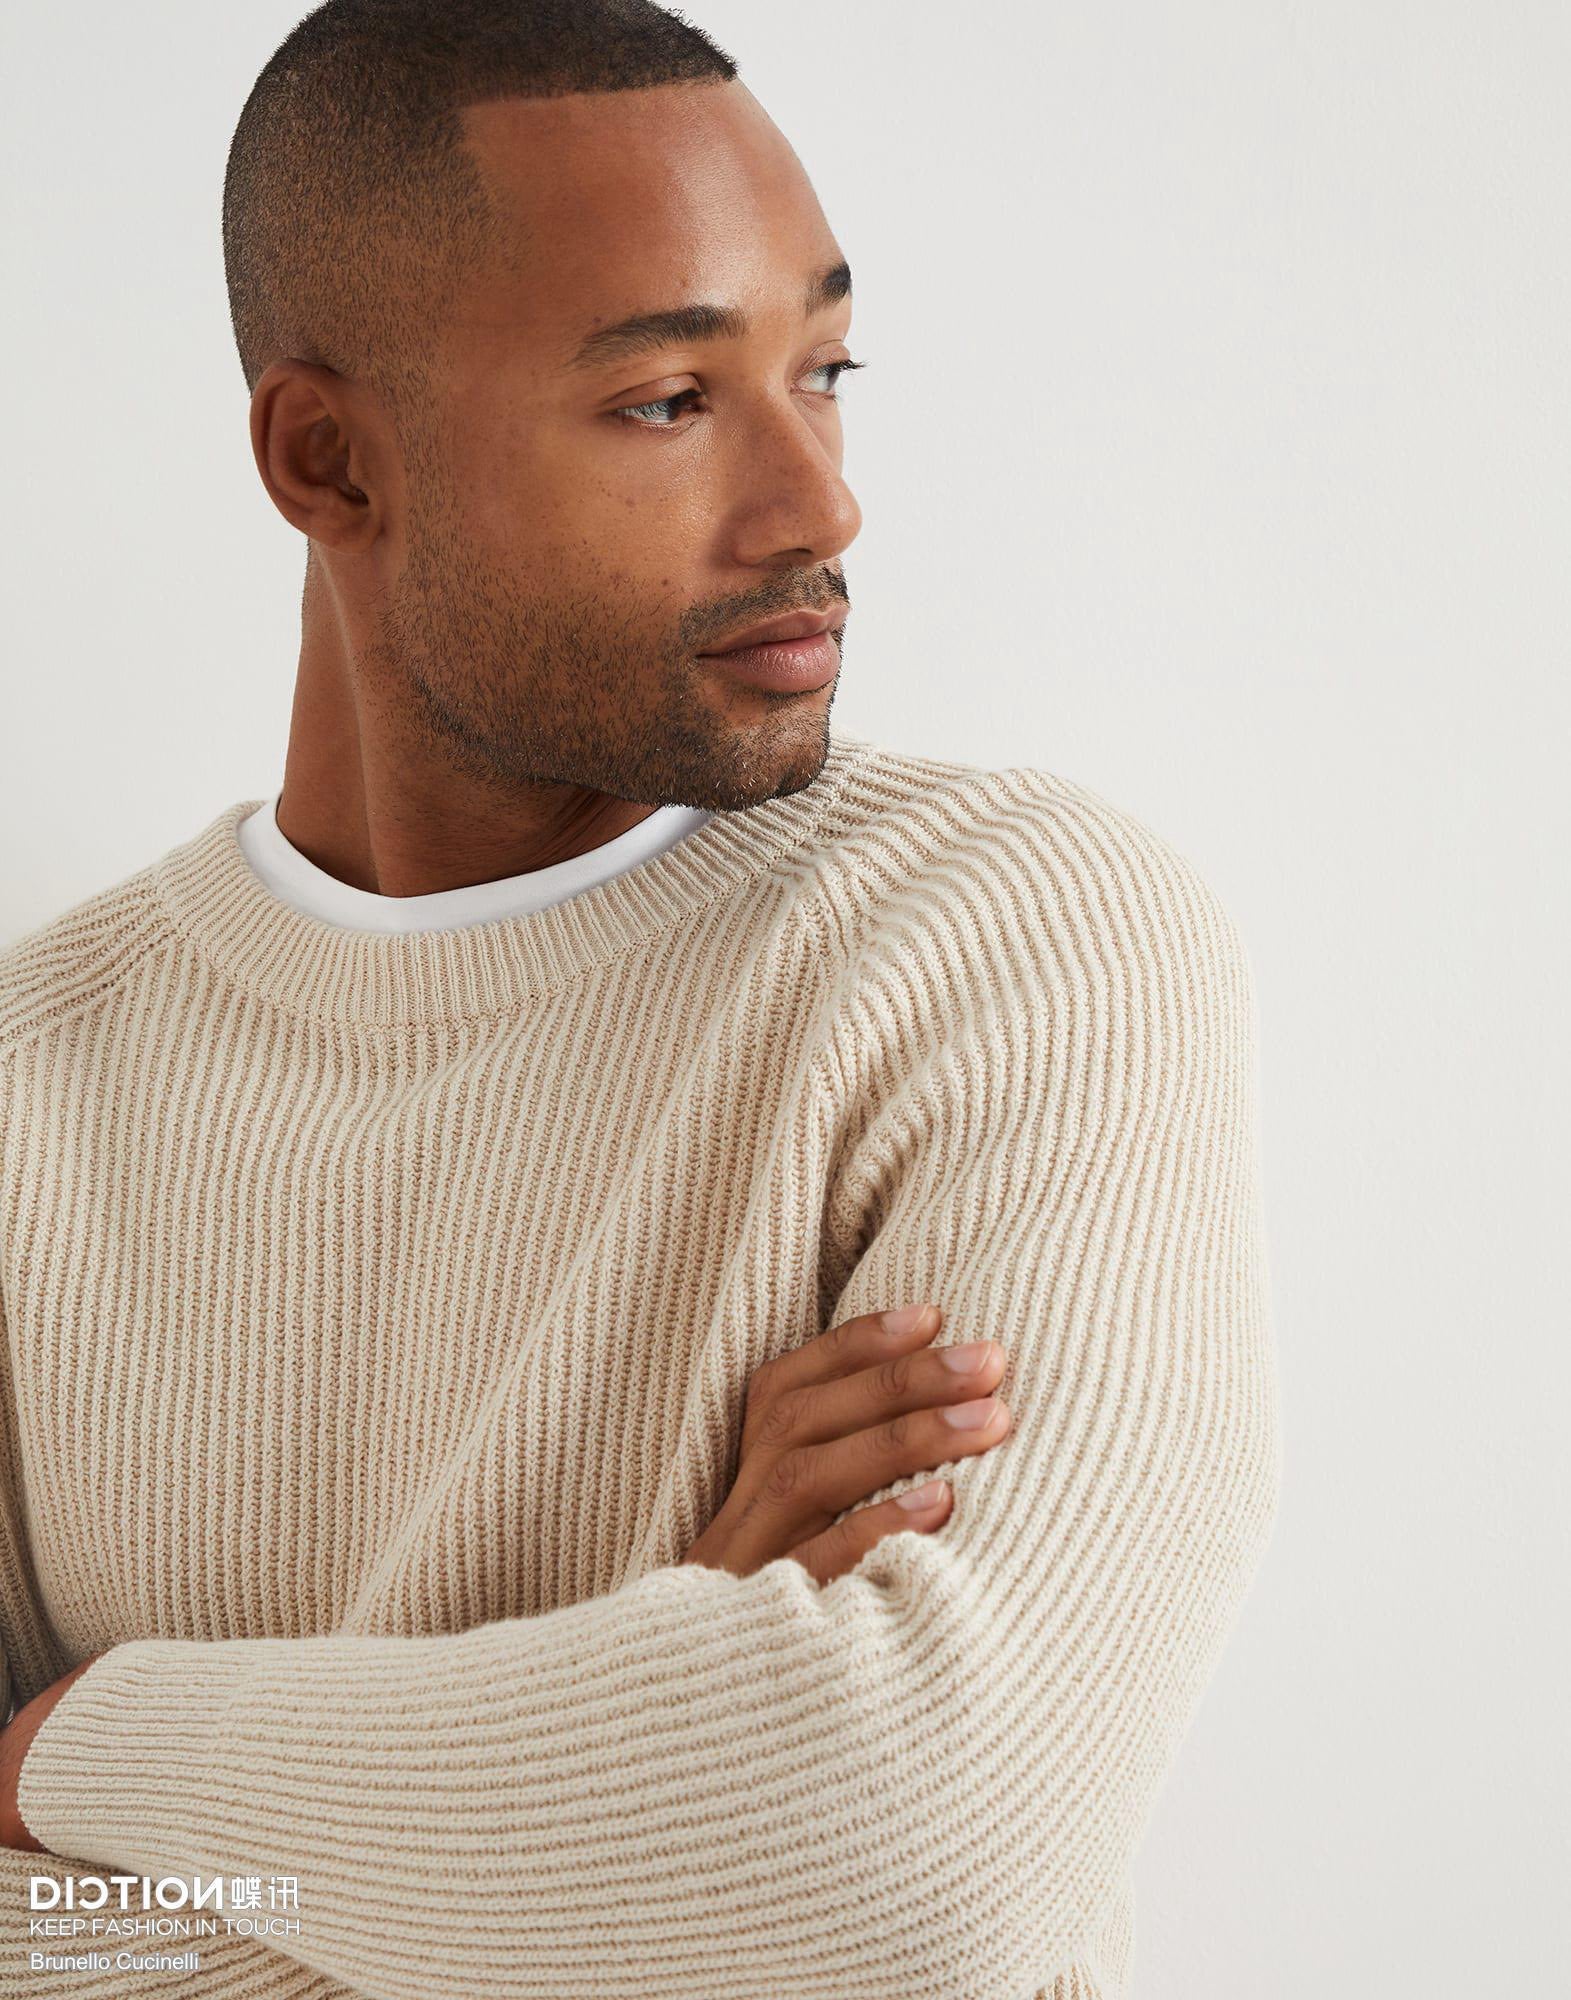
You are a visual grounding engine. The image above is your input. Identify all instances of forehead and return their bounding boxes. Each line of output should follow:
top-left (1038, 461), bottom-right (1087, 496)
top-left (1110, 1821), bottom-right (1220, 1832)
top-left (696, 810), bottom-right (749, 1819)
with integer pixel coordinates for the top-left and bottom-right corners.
top-left (449, 82), bottom-right (843, 363)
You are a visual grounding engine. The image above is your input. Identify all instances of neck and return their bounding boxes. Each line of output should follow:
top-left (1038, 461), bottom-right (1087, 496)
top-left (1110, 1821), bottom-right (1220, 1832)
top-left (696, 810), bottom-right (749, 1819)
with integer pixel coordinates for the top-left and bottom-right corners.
top-left (279, 588), bottom-right (660, 901)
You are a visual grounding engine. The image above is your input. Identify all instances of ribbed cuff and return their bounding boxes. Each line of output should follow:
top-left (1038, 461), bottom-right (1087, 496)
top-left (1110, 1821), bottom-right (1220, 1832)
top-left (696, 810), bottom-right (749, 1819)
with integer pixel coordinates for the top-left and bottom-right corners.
top-left (18, 1639), bottom-right (255, 1872)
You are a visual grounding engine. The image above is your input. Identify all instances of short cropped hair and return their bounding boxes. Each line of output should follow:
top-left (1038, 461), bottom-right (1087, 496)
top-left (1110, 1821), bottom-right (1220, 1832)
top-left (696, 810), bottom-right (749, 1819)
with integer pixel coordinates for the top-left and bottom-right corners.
top-left (222, 1), bottom-right (737, 424)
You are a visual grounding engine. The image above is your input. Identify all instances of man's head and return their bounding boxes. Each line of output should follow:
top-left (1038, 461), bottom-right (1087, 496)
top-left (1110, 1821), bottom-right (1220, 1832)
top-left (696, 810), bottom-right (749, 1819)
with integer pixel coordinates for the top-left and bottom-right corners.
top-left (225, 0), bottom-right (862, 814)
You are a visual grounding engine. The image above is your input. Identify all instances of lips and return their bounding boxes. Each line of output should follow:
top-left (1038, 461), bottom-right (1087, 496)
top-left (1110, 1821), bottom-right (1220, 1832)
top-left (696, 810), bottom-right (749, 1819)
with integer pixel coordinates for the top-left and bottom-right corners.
top-left (699, 606), bottom-right (845, 654)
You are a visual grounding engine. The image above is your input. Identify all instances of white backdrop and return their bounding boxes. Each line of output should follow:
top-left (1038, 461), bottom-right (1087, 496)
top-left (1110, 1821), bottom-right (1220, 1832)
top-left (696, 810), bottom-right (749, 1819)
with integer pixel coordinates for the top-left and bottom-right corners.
top-left (3, 4), bottom-right (1565, 1994)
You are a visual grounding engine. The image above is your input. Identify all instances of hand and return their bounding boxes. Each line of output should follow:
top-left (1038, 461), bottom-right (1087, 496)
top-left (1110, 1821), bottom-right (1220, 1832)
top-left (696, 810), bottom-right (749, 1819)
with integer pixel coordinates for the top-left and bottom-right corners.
top-left (681, 1302), bottom-right (1012, 1583)
top-left (0, 1654), bottom-right (106, 1852)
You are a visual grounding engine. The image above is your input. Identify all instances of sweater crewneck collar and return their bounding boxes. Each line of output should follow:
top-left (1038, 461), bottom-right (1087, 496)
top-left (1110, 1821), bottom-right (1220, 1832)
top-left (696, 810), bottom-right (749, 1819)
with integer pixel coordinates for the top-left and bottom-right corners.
top-left (150, 727), bottom-right (875, 1028)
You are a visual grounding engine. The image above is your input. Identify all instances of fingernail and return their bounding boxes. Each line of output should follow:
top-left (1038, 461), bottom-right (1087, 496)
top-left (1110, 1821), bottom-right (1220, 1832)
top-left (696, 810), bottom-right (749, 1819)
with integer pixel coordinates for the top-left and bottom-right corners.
top-left (939, 1341), bottom-right (995, 1374)
top-left (896, 1480), bottom-right (947, 1510)
top-left (942, 1397), bottom-right (1000, 1429)
top-left (882, 1303), bottom-right (937, 1335)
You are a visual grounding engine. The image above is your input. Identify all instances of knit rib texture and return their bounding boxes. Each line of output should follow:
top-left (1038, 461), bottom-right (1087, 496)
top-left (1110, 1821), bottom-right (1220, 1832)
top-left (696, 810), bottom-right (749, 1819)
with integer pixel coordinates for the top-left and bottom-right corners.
top-left (0, 728), bottom-right (1280, 1999)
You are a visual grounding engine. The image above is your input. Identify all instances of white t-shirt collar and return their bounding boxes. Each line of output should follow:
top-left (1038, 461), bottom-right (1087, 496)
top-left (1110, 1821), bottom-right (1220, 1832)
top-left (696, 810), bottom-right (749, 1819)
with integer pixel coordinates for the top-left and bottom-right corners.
top-left (237, 791), bottom-right (714, 935)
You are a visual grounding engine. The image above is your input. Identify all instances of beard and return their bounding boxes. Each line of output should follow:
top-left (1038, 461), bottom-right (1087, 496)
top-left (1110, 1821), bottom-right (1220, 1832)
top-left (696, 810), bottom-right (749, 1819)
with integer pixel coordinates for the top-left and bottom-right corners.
top-left (355, 484), bottom-right (847, 814)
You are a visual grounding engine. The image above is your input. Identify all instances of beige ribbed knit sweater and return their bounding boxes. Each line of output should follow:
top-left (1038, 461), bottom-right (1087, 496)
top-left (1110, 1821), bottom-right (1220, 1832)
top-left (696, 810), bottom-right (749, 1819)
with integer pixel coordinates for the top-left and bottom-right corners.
top-left (0, 729), bottom-right (1281, 2000)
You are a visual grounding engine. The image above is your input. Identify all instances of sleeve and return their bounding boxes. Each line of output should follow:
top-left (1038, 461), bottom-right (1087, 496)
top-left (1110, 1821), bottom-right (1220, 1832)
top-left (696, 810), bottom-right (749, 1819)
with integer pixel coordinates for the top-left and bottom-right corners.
top-left (0, 1139), bottom-right (368, 1998)
top-left (10, 808), bottom-right (1282, 2000)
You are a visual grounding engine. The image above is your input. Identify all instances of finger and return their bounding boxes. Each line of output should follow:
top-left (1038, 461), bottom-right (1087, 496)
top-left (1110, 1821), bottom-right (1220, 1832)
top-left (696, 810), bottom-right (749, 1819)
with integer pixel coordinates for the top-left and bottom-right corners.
top-left (779, 1339), bottom-right (1007, 1455)
top-left (790, 1481), bottom-right (954, 1585)
top-left (737, 1399), bottom-right (1011, 1570)
top-left (761, 1302), bottom-right (943, 1398)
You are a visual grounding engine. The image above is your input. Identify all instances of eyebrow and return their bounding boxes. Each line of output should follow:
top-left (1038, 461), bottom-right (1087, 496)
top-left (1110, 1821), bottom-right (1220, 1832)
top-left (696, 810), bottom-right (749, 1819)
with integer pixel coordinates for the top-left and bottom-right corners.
top-left (566, 259), bottom-right (852, 372)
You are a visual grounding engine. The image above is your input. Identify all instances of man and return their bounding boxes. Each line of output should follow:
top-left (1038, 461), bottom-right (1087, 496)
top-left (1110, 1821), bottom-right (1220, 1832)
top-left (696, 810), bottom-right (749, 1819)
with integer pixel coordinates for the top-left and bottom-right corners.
top-left (0, 3), bottom-right (1281, 1997)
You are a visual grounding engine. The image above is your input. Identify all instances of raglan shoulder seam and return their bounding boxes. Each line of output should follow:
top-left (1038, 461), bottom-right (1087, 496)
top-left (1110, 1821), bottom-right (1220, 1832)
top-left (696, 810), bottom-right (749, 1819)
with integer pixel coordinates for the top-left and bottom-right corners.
top-left (800, 751), bottom-right (1253, 1013)
top-left (0, 880), bottom-right (177, 1071)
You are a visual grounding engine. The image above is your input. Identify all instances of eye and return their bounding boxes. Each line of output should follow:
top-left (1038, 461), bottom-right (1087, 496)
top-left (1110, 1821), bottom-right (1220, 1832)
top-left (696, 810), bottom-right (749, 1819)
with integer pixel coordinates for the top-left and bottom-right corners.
top-left (615, 386), bottom-right (707, 428)
top-left (803, 358), bottom-right (866, 397)
top-left (614, 356), bottom-right (868, 429)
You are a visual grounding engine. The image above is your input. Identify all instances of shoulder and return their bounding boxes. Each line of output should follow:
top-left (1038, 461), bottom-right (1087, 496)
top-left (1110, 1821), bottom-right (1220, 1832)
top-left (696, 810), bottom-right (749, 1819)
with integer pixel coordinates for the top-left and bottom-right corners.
top-left (0, 848), bottom-right (174, 1067)
top-left (810, 734), bottom-right (1256, 1017)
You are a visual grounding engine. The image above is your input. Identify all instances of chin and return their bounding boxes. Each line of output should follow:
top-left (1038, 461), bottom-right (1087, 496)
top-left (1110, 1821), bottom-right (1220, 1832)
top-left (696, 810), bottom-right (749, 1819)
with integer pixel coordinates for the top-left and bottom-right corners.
top-left (697, 694), bottom-right (834, 811)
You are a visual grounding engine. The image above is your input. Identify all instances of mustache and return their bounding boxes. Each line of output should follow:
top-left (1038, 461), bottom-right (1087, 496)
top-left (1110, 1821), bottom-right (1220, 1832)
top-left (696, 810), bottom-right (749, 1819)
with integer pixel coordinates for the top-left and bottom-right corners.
top-left (687, 574), bottom-right (850, 648)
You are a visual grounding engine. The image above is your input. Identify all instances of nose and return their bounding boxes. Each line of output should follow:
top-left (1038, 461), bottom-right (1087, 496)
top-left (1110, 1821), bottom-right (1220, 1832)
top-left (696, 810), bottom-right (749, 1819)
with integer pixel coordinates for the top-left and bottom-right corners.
top-left (722, 393), bottom-right (862, 573)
